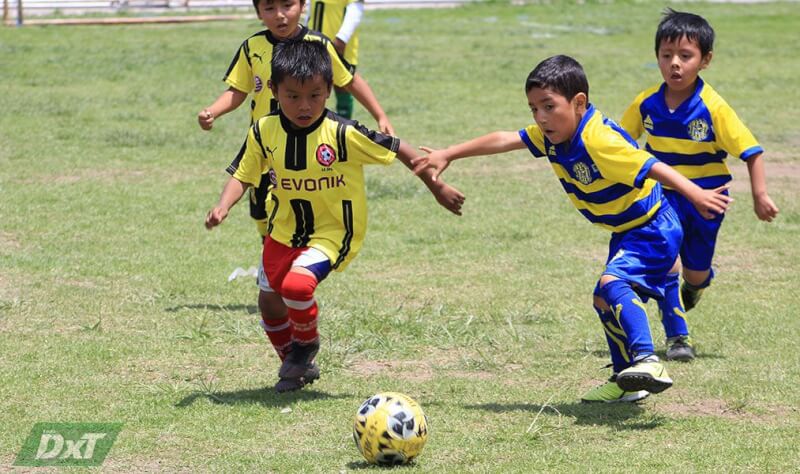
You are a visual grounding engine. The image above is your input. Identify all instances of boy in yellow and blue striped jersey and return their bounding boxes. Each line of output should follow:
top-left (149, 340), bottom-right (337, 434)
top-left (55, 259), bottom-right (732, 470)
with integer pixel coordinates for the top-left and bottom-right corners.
top-left (414, 55), bottom-right (731, 403)
top-left (621, 9), bottom-right (778, 361)
top-left (307, 0), bottom-right (363, 118)
top-left (205, 40), bottom-right (464, 392)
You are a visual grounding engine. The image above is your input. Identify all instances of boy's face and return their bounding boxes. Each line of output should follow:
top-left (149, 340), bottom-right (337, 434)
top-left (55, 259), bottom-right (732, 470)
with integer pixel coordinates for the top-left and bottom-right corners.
top-left (271, 74), bottom-right (331, 129)
top-left (257, 0), bottom-right (304, 39)
top-left (657, 36), bottom-right (712, 94)
top-left (527, 87), bottom-right (587, 145)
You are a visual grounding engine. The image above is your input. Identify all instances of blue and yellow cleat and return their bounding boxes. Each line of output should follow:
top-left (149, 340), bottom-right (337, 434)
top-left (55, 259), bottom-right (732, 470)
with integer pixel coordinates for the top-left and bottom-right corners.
top-left (581, 377), bottom-right (649, 403)
top-left (617, 358), bottom-right (673, 394)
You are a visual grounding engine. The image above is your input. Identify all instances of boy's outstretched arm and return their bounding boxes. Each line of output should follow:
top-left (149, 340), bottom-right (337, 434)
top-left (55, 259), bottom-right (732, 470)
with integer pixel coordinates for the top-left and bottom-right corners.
top-left (412, 131), bottom-right (526, 182)
top-left (344, 74), bottom-right (394, 135)
top-left (394, 141), bottom-right (465, 216)
top-left (198, 87), bottom-right (248, 131)
top-left (647, 162), bottom-right (733, 219)
top-left (746, 153), bottom-right (779, 222)
top-left (205, 177), bottom-right (251, 229)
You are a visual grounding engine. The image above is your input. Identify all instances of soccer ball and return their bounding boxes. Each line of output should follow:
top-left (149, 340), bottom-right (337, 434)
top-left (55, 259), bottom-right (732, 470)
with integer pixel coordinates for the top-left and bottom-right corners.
top-left (352, 392), bottom-right (429, 466)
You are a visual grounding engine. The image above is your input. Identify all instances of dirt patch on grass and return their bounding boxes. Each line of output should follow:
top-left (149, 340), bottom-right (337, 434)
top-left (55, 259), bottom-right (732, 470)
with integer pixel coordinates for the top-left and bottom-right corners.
top-left (728, 161), bottom-right (800, 194)
top-left (347, 349), bottom-right (496, 382)
top-left (652, 390), bottom-right (795, 423)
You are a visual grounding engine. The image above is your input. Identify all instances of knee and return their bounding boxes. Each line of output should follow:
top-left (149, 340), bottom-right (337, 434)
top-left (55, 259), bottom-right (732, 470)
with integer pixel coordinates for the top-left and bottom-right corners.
top-left (281, 271), bottom-right (318, 304)
top-left (593, 295), bottom-right (610, 313)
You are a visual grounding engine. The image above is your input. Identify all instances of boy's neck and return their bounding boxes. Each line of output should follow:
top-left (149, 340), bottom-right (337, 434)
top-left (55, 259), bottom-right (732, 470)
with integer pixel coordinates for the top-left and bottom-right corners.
top-left (664, 79), bottom-right (699, 111)
top-left (272, 24), bottom-right (303, 41)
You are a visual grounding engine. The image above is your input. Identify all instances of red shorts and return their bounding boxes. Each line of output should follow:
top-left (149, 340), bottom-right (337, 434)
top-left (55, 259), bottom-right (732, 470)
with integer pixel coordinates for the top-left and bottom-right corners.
top-left (261, 237), bottom-right (331, 293)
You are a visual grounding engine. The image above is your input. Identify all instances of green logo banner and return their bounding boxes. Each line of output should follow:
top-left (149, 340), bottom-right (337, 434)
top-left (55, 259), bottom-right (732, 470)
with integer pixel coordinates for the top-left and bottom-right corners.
top-left (14, 422), bottom-right (122, 467)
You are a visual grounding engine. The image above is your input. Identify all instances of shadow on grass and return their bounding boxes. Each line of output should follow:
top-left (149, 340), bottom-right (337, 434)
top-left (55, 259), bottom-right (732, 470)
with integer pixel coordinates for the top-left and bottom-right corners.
top-left (165, 303), bottom-right (259, 314)
top-left (465, 401), bottom-right (664, 430)
top-left (345, 460), bottom-right (421, 470)
top-left (582, 349), bottom-right (727, 361)
top-left (175, 386), bottom-right (350, 408)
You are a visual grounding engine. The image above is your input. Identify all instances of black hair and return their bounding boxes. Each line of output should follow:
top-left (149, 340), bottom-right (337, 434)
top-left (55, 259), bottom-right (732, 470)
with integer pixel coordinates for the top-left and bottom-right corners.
top-left (253, 0), bottom-right (303, 14)
top-left (525, 55), bottom-right (589, 102)
top-left (655, 8), bottom-right (715, 57)
top-left (271, 39), bottom-right (333, 88)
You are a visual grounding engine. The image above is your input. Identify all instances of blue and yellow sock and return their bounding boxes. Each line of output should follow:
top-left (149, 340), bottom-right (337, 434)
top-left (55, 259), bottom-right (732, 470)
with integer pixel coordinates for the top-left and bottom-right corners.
top-left (658, 272), bottom-right (689, 338)
top-left (599, 279), bottom-right (655, 359)
top-left (594, 305), bottom-right (630, 374)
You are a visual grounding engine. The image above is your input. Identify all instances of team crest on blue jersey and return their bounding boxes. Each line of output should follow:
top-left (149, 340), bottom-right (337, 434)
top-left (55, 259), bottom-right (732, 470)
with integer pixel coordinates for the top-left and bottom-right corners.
top-left (254, 76), bottom-right (264, 93)
top-left (316, 144), bottom-right (336, 167)
top-left (572, 162), bottom-right (594, 185)
top-left (687, 118), bottom-right (710, 141)
top-left (548, 145), bottom-right (556, 156)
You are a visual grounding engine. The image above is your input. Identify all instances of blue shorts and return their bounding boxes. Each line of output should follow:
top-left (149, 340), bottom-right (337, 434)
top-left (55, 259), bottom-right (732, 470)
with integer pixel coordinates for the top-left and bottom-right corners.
top-left (664, 190), bottom-right (725, 272)
top-left (602, 202), bottom-right (683, 300)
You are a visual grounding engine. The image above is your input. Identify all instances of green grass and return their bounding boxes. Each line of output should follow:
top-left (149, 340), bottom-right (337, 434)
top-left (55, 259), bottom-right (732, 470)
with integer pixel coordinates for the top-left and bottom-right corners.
top-left (1, 1), bottom-right (799, 471)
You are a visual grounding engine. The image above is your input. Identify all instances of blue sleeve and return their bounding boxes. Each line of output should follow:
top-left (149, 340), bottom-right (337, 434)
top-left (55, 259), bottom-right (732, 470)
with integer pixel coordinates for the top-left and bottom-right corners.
top-left (633, 157), bottom-right (659, 188)
top-left (519, 129), bottom-right (545, 158)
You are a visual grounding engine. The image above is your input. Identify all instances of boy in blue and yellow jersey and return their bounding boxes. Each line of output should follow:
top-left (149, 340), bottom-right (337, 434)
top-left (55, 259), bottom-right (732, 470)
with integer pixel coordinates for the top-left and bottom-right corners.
top-left (620, 9), bottom-right (779, 361)
top-left (205, 40), bottom-right (464, 393)
top-left (307, 0), bottom-right (363, 119)
top-left (414, 55), bottom-right (731, 403)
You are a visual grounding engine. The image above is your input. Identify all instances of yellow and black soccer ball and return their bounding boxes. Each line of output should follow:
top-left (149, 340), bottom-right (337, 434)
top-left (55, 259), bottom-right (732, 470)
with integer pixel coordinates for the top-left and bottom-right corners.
top-left (352, 392), bottom-right (428, 466)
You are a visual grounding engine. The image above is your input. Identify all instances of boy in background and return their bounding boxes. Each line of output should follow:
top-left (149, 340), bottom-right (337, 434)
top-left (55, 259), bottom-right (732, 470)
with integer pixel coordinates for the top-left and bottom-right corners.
top-left (307, 0), bottom-right (364, 119)
top-left (205, 40), bottom-right (464, 392)
top-left (414, 55), bottom-right (731, 403)
top-left (620, 9), bottom-right (778, 361)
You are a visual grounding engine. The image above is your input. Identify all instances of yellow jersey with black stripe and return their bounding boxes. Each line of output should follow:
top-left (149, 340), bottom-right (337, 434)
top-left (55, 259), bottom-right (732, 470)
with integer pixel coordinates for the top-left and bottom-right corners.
top-left (308, 0), bottom-right (360, 66)
top-left (229, 110), bottom-right (398, 271)
top-left (620, 78), bottom-right (763, 190)
top-left (519, 105), bottom-right (663, 233)
top-left (223, 26), bottom-right (355, 123)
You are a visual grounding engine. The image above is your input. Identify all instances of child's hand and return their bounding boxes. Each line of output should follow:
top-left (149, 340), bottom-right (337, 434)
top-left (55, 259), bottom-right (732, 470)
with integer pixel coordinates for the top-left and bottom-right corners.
top-left (413, 146), bottom-right (450, 182)
top-left (198, 109), bottom-right (215, 131)
top-left (753, 193), bottom-right (779, 222)
top-left (429, 181), bottom-right (465, 216)
top-left (693, 185), bottom-right (734, 219)
top-left (205, 207), bottom-right (229, 229)
top-left (377, 117), bottom-right (395, 136)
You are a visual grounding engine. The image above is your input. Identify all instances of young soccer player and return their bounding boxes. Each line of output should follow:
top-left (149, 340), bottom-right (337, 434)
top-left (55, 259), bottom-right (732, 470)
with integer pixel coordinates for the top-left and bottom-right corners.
top-left (413, 55), bottom-right (731, 403)
top-left (205, 39), bottom-right (465, 393)
top-left (307, 0), bottom-right (364, 119)
top-left (620, 9), bottom-right (779, 361)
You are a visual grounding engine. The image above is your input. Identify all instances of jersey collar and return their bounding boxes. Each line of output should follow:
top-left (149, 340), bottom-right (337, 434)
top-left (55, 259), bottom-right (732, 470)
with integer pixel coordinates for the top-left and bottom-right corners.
top-left (658, 76), bottom-right (705, 113)
top-left (279, 108), bottom-right (328, 135)
top-left (266, 25), bottom-right (307, 45)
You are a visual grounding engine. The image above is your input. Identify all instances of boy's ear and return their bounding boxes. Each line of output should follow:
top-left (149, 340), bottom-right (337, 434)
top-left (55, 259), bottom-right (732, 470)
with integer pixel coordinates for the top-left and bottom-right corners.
top-left (268, 79), bottom-right (277, 95)
top-left (701, 51), bottom-right (713, 70)
top-left (572, 92), bottom-right (588, 110)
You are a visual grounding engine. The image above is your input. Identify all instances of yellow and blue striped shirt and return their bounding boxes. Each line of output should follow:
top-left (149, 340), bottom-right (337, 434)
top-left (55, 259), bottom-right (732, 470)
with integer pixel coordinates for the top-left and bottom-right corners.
top-left (620, 78), bottom-right (762, 190)
top-left (520, 105), bottom-right (662, 233)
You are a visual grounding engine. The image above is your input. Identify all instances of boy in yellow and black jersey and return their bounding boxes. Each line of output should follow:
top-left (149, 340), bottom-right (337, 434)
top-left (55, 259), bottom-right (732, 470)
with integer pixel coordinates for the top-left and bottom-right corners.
top-left (205, 39), bottom-right (464, 392)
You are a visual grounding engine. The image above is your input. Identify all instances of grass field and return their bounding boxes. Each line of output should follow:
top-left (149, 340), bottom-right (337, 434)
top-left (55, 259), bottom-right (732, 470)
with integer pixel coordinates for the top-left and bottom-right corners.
top-left (1, 1), bottom-right (799, 471)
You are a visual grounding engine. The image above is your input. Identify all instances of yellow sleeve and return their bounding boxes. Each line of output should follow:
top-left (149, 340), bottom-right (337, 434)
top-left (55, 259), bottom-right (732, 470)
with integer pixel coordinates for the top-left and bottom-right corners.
top-left (232, 121), bottom-right (272, 186)
top-left (710, 99), bottom-right (763, 160)
top-left (346, 122), bottom-right (398, 165)
top-left (223, 41), bottom-right (255, 94)
top-left (520, 124), bottom-right (547, 157)
top-left (326, 40), bottom-right (354, 87)
top-left (619, 93), bottom-right (646, 140)
top-left (585, 123), bottom-right (656, 188)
